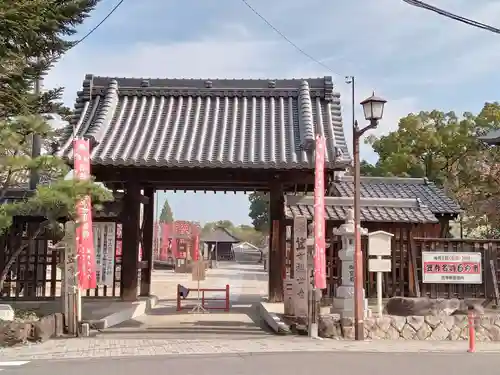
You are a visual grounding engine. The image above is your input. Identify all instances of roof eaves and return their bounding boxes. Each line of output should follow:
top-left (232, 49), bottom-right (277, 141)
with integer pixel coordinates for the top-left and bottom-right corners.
top-left (478, 129), bottom-right (500, 145)
top-left (285, 194), bottom-right (424, 208)
top-left (335, 174), bottom-right (427, 185)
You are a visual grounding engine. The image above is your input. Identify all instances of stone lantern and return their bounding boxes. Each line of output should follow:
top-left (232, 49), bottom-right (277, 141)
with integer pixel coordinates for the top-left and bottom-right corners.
top-left (331, 209), bottom-right (370, 318)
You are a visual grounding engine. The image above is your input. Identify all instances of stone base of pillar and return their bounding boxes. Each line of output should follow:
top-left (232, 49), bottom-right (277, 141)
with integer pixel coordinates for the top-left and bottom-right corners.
top-left (331, 286), bottom-right (371, 318)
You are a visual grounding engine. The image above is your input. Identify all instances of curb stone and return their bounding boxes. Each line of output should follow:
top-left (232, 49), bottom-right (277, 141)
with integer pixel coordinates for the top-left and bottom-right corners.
top-left (83, 295), bottom-right (159, 330)
top-left (2, 337), bottom-right (500, 361)
top-left (258, 303), bottom-right (290, 334)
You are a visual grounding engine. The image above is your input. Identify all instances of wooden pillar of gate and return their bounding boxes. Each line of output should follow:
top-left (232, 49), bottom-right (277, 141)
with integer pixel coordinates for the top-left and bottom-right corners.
top-left (121, 182), bottom-right (141, 301)
top-left (268, 182), bottom-right (286, 302)
top-left (140, 188), bottom-right (154, 296)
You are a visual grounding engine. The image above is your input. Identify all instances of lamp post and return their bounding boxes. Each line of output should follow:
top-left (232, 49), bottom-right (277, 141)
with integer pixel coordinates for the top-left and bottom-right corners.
top-left (353, 92), bottom-right (387, 340)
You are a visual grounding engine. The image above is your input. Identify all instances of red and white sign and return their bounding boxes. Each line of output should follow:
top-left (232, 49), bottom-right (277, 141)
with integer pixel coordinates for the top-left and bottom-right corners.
top-left (422, 252), bottom-right (482, 284)
top-left (73, 139), bottom-right (97, 290)
top-left (174, 221), bottom-right (191, 236)
top-left (313, 135), bottom-right (326, 289)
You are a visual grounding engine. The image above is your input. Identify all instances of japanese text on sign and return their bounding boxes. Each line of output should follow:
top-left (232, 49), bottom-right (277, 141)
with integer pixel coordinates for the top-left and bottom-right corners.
top-left (422, 251), bottom-right (482, 284)
top-left (93, 222), bottom-right (116, 287)
top-left (293, 217), bottom-right (308, 317)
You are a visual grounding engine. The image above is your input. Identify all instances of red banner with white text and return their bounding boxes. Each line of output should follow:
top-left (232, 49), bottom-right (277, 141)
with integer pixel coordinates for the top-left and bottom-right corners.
top-left (73, 139), bottom-right (97, 290)
top-left (160, 223), bottom-right (170, 261)
top-left (314, 135), bottom-right (326, 289)
top-left (153, 222), bottom-right (159, 260)
top-left (116, 224), bottom-right (122, 257)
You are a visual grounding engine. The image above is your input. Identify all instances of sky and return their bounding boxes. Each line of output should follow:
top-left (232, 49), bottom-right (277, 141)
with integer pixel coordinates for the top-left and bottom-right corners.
top-left (43, 0), bottom-right (500, 226)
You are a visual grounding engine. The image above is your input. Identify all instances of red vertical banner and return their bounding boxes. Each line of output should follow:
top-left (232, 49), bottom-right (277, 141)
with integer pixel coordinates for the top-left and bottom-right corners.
top-left (153, 222), bottom-right (158, 260)
top-left (192, 235), bottom-right (199, 261)
top-left (192, 223), bottom-right (201, 261)
top-left (73, 139), bottom-right (97, 290)
top-left (171, 224), bottom-right (178, 258)
top-left (116, 224), bottom-right (123, 257)
top-left (160, 223), bottom-right (169, 261)
top-left (174, 221), bottom-right (191, 259)
top-left (314, 135), bottom-right (326, 289)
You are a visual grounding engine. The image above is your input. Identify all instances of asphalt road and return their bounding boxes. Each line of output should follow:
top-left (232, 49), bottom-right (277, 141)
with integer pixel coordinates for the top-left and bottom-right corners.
top-left (7, 351), bottom-right (500, 375)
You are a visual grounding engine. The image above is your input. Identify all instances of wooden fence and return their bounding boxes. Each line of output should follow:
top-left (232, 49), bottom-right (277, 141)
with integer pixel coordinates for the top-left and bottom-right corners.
top-left (5, 218), bottom-right (500, 301)
top-left (285, 221), bottom-right (500, 300)
top-left (0, 220), bottom-right (123, 300)
top-left (412, 238), bottom-right (500, 300)
top-left (325, 226), bottom-right (414, 299)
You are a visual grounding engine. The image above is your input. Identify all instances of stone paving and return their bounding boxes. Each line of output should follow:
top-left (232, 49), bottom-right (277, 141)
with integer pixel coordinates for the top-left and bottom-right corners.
top-left (2, 335), bottom-right (500, 360)
top-left (5, 250), bottom-right (499, 360)
top-left (90, 250), bottom-right (270, 339)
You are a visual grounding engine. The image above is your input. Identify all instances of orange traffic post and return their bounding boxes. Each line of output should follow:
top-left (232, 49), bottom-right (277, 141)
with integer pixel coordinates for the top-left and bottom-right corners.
top-left (468, 308), bottom-right (475, 353)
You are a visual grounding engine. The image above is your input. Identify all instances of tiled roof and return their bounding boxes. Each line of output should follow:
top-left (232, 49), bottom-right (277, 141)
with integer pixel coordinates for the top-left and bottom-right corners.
top-left (0, 170), bottom-right (53, 190)
top-left (285, 196), bottom-right (438, 223)
top-left (333, 175), bottom-right (461, 216)
top-left (57, 75), bottom-right (351, 169)
top-left (201, 227), bottom-right (240, 243)
top-left (0, 190), bottom-right (34, 205)
top-left (479, 129), bottom-right (500, 145)
top-left (0, 189), bottom-right (117, 219)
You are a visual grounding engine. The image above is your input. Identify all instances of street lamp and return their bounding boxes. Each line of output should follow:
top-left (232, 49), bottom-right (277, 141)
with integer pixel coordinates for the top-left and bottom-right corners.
top-left (360, 93), bottom-right (386, 122)
top-left (353, 92), bottom-right (387, 341)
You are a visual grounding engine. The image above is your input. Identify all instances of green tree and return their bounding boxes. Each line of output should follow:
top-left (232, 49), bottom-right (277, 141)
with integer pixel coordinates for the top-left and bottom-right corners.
top-left (248, 192), bottom-right (269, 233)
top-left (0, 0), bottom-right (111, 287)
top-left (215, 220), bottom-right (233, 229)
top-left (458, 103), bottom-right (500, 236)
top-left (364, 110), bottom-right (481, 189)
top-left (159, 199), bottom-right (174, 223)
top-left (200, 220), bottom-right (234, 237)
top-left (362, 104), bottom-right (500, 237)
top-left (358, 160), bottom-right (385, 176)
top-left (231, 224), bottom-right (264, 246)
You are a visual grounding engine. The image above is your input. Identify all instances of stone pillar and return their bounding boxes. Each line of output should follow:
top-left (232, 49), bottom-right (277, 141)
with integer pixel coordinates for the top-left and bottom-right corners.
top-left (331, 209), bottom-right (370, 318)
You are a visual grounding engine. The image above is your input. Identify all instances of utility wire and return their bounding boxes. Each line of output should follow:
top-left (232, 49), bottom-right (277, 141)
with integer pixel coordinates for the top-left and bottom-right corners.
top-left (402, 0), bottom-right (500, 34)
top-left (71, 0), bottom-right (126, 50)
top-left (43, 0), bottom-right (125, 67)
top-left (239, 0), bottom-right (341, 76)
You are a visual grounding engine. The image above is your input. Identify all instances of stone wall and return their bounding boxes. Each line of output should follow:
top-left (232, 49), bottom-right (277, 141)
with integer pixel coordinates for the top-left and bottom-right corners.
top-left (0, 313), bottom-right (65, 347)
top-left (319, 314), bottom-right (500, 341)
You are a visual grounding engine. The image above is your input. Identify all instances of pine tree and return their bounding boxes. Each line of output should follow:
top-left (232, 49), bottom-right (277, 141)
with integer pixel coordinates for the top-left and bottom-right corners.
top-left (159, 199), bottom-right (174, 223)
top-left (0, 0), bottom-right (112, 288)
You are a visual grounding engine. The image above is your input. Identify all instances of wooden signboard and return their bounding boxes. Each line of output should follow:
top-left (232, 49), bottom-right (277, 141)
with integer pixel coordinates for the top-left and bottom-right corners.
top-left (191, 260), bottom-right (206, 281)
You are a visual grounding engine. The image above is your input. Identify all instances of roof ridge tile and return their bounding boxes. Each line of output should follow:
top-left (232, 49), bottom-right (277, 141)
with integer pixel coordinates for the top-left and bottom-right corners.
top-left (59, 75), bottom-right (352, 170)
top-left (87, 79), bottom-right (120, 147)
top-left (298, 80), bottom-right (314, 150)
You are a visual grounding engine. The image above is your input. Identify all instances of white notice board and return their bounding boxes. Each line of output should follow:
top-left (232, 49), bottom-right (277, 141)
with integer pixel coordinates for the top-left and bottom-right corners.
top-left (422, 251), bottom-right (482, 284)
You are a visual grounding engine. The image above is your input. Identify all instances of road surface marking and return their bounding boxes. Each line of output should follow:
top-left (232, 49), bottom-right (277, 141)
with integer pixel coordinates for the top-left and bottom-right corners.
top-left (0, 361), bottom-right (30, 366)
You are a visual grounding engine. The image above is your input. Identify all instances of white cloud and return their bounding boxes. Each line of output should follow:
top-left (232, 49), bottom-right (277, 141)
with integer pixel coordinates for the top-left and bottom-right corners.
top-left (45, 35), bottom-right (281, 104)
top-left (46, 38), bottom-right (417, 162)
